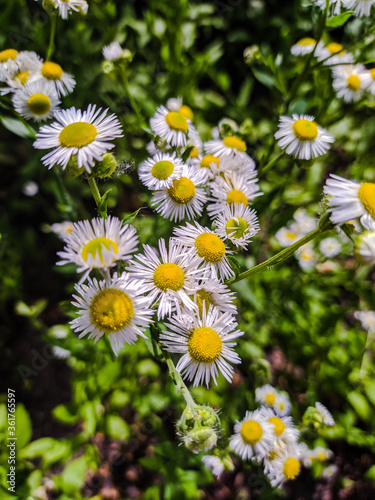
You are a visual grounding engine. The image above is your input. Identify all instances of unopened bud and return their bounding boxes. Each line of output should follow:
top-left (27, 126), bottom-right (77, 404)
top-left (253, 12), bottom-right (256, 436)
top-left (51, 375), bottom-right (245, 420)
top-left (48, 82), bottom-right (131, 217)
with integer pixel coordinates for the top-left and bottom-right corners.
top-left (92, 153), bottom-right (118, 178)
top-left (184, 427), bottom-right (218, 454)
top-left (66, 155), bottom-right (85, 177)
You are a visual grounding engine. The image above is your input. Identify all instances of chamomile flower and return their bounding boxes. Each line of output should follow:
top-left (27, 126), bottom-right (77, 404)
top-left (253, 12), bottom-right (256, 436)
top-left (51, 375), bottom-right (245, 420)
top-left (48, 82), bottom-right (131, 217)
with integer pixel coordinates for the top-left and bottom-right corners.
top-left (323, 174), bottom-right (375, 230)
top-left (138, 152), bottom-right (183, 189)
top-left (201, 456), bottom-right (225, 478)
top-left (102, 42), bottom-right (124, 61)
top-left (293, 208), bottom-right (318, 234)
top-left (128, 238), bottom-right (202, 320)
top-left (57, 216), bottom-right (138, 279)
top-left (173, 222), bottom-right (234, 281)
top-left (299, 444), bottom-right (333, 467)
top-left (208, 171), bottom-right (261, 219)
top-left (204, 135), bottom-right (249, 161)
top-left (166, 97), bottom-right (194, 121)
top-left (267, 448), bottom-right (302, 487)
top-left (315, 402), bottom-right (335, 426)
top-left (296, 243), bottom-right (317, 270)
top-left (33, 60), bottom-right (76, 97)
top-left (34, 105), bottom-right (123, 172)
top-left (0, 51), bottom-right (42, 94)
top-left (275, 114), bottom-right (334, 160)
top-left (189, 277), bottom-right (237, 316)
top-left (151, 165), bottom-right (208, 222)
top-left (53, 0), bottom-right (88, 19)
top-left (214, 203), bottom-right (260, 249)
top-left (332, 64), bottom-right (371, 102)
top-left (344, 0), bottom-right (375, 17)
top-left (274, 393), bottom-right (291, 417)
top-left (256, 385), bottom-right (279, 408)
top-left (70, 273), bottom-right (154, 355)
top-left (262, 408), bottom-right (300, 446)
top-left (229, 408), bottom-right (275, 460)
top-left (354, 310), bottom-right (375, 332)
top-left (12, 80), bottom-right (60, 121)
top-left (354, 231), bottom-right (375, 264)
top-left (275, 225), bottom-right (300, 247)
top-left (0, 49), bottom-right (20, 79)
top-left (160, 305), bottom-right (243, 387)
top-left (150, 105), bottom-right (193, 147)
top-left (319, 237), bottom-right (341, 257)
top-left (50, 221), bottom-right (74, 241)
top-left (316, 42), bottom-right (354, 66)
top-left (291, 38), bottom-right (317, 56)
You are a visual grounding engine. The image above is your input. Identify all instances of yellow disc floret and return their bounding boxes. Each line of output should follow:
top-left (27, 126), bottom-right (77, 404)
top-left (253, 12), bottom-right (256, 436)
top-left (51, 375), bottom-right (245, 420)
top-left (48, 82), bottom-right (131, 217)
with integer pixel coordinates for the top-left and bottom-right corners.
top-left (227, 189), bottom-right (248, 206)
top-left (370, 68), bottom-right (375, 81)
top-left (292, 119), bottom-right (318, 141)
top-left (179, 104), bottom-right (194, 121)
top-left (195, 233), bottom-right (226, 263)
top-left (0, 49), bottom-right (18, 62)
top-left (240, 420), bottom-right (263, 446)
top-left (283, 457), bottom-right (301, 480)
top-left (81, 237), bottom-right (118, 264)
top-left (223, 136), bottom-right (247, 152)
top-left (225, 217), bottom-right (249, 239)
top-left (41, 61), bottom-right (63, 80)
top-left (201, 154), bottom-right (220, 169)
top-left (189, 147), bottom-right (199, 159)
top-left (188, 327), bottom-right (222, 363)
top-left (297, 38), bottom-right (316, 46)
top-left (90, 288), bottom-right (134, 332)
top-left (326, 42), bottom-right (344, 55)
top-left (15, 71), bottom-right (30, 85)
top-left (358, 182), bottom-right (375, 219)
top-left (27, 93), bottom-right (51, 116)
top-left (59, 122), bottom-right (98, 148)
top-left (165, 111), bottom-right (189, 132)
top-left (151, 160), bottom-right (174, 180)
top-left (265, 393), bottom-right (276, 405)
top-left (268, 417), bottom-right (285, 437)
top-left (153, 263), bottom-right (185, 291)
top-left (168, 177), bottom-right (196, 204)
top-left (347, 75), bottom-right (361, 92)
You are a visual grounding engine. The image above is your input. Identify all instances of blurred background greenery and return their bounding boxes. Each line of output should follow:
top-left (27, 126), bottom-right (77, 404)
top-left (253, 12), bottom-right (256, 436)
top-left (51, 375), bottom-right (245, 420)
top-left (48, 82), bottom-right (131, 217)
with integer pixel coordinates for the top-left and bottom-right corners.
top-left (1, 0), bottom-right (375, 498)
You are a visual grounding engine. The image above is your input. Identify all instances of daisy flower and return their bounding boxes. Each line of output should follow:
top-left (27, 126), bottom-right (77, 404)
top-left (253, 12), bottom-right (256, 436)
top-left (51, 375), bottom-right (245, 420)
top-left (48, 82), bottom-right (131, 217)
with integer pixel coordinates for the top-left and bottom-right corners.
top-left (214, 203), bottom-right (260, 249)
top-left (70, 273), bottom-right (154, 355)
top-left (229, 408), bottom-right (275, 461)
top-left (319, 237), bottom-right (341, 258)
top-left (53, 0), bottom-right (88, 19)
top-left (262, 408), bottom-right (300, 446)
top-left (50, 221), bottom-right (74, 241)
top-left (0, 51), bottom-right (42, 94)
top-left (316, 42), bottom-right (354, 66)
top-left (127, 238), bottom-right (203, 319)
top-left (256, 385), bottom-right (279, 407)
top-left (204, 135), bottom-right (249, 161)
top-left (151, 165), bottom-right (208, 222)
top-left (160, 305), bottom-right (243, 387)
top-left (33, 60), bottom-right (76, 97)
top-left (12, 80), bottom-right (60, 121)
top-left (344, 0), bottom-right (375, 17)
top-left (138, 152), bottom-right (183, 190)
top-left (315, 402), bottom-right (335, 426)
top-left (189, 277), bottom-right (237, 317)
top-left (275, 114), bottom-right (334, 160)
top-left (354, 310), bottom-right (375, 332)
top-left (274, 392), bottom-right (291, 417)
top-left (354, 231), bottom-right (375, 265)
top-left (267, 448), bottom-right (302, 487)
top-left (314, 0), bottom-right (344, 15)
top-left (33, 105), bottom-right (123, 172)
top-left (166, 97), bottom-right (194, 121)
top-left (102, 41), bottom-right (124, 61)
top-left (291, 38), bottom-right (317, 56)
top-left (332, 64), bottom-right (371, 102)
top-left (57, 216), bottom-right (138, 279)
top-left (296, 243), bottom-right (317, 270)
top-left (202, 456), bottom-right (225, 478)
top-left (299, 444), bottom-right (333, 467)
top-left (150, 105), bottom-right (194, 147)
top-left (323, 174), bottom-right (375, 230)
top-left (293, 208), bottom-right (318, 234)
top-left (275, 224), bottom-right (301, 247)
top-left (173, 221), bottom-right (234, 281)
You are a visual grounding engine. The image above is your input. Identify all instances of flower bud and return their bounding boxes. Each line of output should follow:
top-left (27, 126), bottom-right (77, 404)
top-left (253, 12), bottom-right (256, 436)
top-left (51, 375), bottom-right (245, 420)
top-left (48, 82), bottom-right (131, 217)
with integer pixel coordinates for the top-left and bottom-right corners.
top-left (183, 427), bottom-right (218, 454)
top-left (66, 155), bottom-right (85, 177)
top-left (91, 153), bottom-right (118, 179)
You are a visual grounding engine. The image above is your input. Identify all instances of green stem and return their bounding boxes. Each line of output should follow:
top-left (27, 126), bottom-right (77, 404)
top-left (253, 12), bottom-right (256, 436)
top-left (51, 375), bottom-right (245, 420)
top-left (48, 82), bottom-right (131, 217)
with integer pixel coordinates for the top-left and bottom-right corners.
top-left (103, 335), bottom-right (116, 361)
top-left (259, 152), bottom-right (285, 176)
top-left (120, 68), bottom-right (143, 124)
top-left (164, 351), bottom-right (197, 410)
top-left (87, 176), bottom-right (101, 206)
top-left (46, 14), bottom-right (57, 61)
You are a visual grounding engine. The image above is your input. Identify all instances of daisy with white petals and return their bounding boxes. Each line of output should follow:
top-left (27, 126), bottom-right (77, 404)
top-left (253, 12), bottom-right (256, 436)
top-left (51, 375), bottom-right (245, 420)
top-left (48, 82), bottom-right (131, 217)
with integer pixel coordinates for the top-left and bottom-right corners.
top-left (262, 408), bottom-right (300, 446)
top-left (33, 60), bottom-right (76, 97)
top-left (354, 231), bottom-right (375, 265)
top-left (274, 392), bottom-right (291, 417)
top-left (160, 305), bottom-right (243, 387)
top-left (53, 0), bottom-right (88, 19)
top-left (57, 216), bottom-right (138, 280)
top-left (344, 0), bottom-right (375, 17)
top-left (70, 272), bottom-right (153, 355)
top-left (166, 97), bottom-right (195, 122)
top-left (189, 278), bottom-right (237, 316)
top-left (314, 0), bottom-right (343, 15)
top-left (12, 80), bottom-right (60, 121)
top-left (256, 385), bottom-right (279, 408)
top-left (230, 408), bottom-right (275, 460)
top-left (128, 238), bottom-right (202, 319)
top-left (151, 165), bottom-right (208, 222)
top-left (291, 38), bottom-right (317, 56)
top-left (319, 237), bottom-right (341, 258)
top-left (202, 456), bottom-right (225, 478)
top-left (138, 152), bottom-right (183, 189)
top-left (0, 51), bottom-right (42, 94)
top-left (332, 64), bottom-right (371, 102)
top-left (267, 448), bottom-right (302, 487)
top-left (150, 105), bottom-right (193, 147)
top-left (323, 174), bottom-right (375, 230)
top-left (204, 135), bottom-right (249, 161)
top-left (34, 105), bottom-right (123, 172)
top-left (214, 203), bottom-right (260, 249)
top-left (102, 42), bottom-right (124, 61)
top-left (315, 402), bottom-right (335, 426)
top-left (275, 114), bottom-right (334, 160)
top-left (316, 42), bottom-right (354, 66)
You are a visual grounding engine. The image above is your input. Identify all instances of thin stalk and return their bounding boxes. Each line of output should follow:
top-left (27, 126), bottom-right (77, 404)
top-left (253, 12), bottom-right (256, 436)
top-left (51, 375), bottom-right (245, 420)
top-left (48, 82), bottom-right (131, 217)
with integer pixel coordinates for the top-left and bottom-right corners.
top-left (120, 68), bottom-right (143, 124)
top-left (259, 152), bottom-right (285, 176)
top-left (46, 14), bottom-right (57, 61)
top-left (87, 176), bottom-right (101, 208)
top-left (103, 335), bottom-right (116, 361)
top-left (164, 351), bottom-right (197, 411)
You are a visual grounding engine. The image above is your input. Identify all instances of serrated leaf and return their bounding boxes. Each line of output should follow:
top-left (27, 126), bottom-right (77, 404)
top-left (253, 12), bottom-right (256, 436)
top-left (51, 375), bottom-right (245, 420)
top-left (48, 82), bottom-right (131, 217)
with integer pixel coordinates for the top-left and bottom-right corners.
top-left (326, 12), bottom-right (353, 28)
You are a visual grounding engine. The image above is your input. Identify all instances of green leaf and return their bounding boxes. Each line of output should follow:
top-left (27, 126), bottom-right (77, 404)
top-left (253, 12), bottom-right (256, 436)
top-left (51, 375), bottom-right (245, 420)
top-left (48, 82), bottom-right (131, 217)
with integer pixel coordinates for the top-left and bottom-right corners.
top-left (80, 401), bottom-right (97, 436)
top-left (122, 207), bottom-right (142, 226)
top-left (364, 380), bottom-right (375, 407)
top-left (326, 12), bottom-right (353, 28)
top-left (15, 404), bottom-right (32, 449)
top-left (0, 116), bottom-right (36, 138)
top-left (347, 392), bottom-right (372, 422)
top-left (60, 456), bottom-right (88, 494)
top-left (98, 189), bottom-right (112, 218)
top-left (182, 146), bottom-right (194, 163)
top-left (105, 415), bottom-right (131, 440)
top-left (227, 255), bottom-right (242, 277)
top-left (53, 404), bottom-right (80, 425)
top-left (20, 438), bottom-right (70, 467)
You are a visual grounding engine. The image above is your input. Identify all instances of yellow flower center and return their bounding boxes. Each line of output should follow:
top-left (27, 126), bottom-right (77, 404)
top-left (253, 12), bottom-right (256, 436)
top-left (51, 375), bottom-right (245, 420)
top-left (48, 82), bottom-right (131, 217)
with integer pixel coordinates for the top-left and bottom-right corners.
top-left (195, 233), bottom-right (226, 263)
top-left (226, 189), bottom-right (248, 206)
top-left (188, 326), bottom-right (222, 363)
top-left (347, 75), bottom-right (361, 92)
top-left (240, 420), bottom-right (263, 445)
top-left (292, 119), bottom-right (318, 141)
top-left (15, 71), bottom-right (29, 85)
top-left (165, 111), bottom-right (188, 132)
top-left (189, 147), bottom-right (199, 158)
top-left (316, 451), bottom-right (327, 461)
top-left (81, 237), bottom-right (118, 264)
top-left (179, 104), bottom-right (194, 121)
top-left (27, 93), bottom-right (51, 116)
top-left (286, 231), bottom-right (297, 240)
top-left (297, 37), bottom-right (316, 46)
top-left (41, 61), bottom-right (63, 80)
top-left (265, 393), bottom-right (276, 405)
top-left (371, 68), bottom-right (375, 81)
top-left (268, 417), bottom-right (285, 436)
top-left (201, 154), bottom-right (220, 169)
top-left (90, 288), bottom-right (134, 332)
top-left (283, 457), bottom-right (301, 480)
top-left (358, 183), bottom-right (375, 219)
top-left (153, 263), bottom-right (185, 291)
top-left (326, 42), bottom-right (344, 55)
top-left (151, 160), bottom-right (174, 180)
top-left (0, 49), bottom-right (18, 62)
top-left (223, 136), bottom-right (247, 152)
top-left (168, 177), bottom-right (196, 204)
top-left (225, 217), bottom-right (249, 239)
top-left (59, 122), bottom-right (98, 148)
top-left (190, 289), bottom-right (214, 316)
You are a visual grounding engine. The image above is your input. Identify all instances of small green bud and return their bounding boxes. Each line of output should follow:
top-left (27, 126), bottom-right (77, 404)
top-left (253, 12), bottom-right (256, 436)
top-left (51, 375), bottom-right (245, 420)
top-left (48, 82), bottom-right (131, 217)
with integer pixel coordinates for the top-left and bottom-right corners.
top-left (66, 155), bottom-right (85, 177)
top-left (243, 45), bottom-right (260, 65)
top-left (184, 427), bottom-right (218, 454)
top-left (91, 153), bottom-right (118, 179)
top-left (102, 60), bottom-right (115, 76)
top-left (218, 118), bottom-right (238, 137)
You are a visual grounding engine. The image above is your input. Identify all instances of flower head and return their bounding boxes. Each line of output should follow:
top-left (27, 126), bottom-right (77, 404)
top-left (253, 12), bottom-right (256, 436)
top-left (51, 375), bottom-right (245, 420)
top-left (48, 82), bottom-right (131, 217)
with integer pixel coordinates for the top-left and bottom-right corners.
top-left (12, 80), bottom-right (60, 121)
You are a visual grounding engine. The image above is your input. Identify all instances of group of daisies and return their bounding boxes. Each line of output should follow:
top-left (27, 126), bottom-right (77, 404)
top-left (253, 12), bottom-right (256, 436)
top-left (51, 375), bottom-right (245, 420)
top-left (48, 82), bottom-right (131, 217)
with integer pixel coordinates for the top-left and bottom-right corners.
top-left (314, 0), bottom-right (375, 17)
